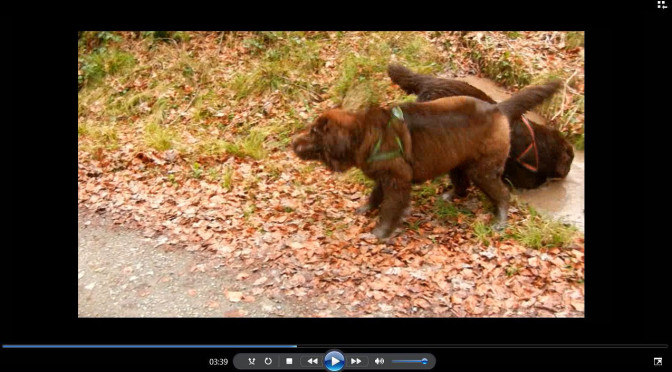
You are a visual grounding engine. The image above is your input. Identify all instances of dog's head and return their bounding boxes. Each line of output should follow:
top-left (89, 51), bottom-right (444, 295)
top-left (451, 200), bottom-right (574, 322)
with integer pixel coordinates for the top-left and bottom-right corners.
top-left (537, 127), bottom-right (575, 178)
top-left (553, 133), bottom-right (575, 178)
top-left (291, 109), bottom-right (362, 172)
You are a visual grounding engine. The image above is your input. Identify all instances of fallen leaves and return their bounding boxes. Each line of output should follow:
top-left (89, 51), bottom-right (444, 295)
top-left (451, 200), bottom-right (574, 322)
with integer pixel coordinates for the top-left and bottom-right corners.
top-left (225, 291), bottom-right (243, 302)
top-left (78, 31), bottom-right (585, 318)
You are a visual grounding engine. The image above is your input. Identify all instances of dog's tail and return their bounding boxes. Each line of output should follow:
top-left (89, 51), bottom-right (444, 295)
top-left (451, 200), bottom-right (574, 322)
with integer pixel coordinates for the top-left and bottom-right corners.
top-left (497, 80), bottom-right (562, 121)
top-left (387, 64), bottom-right (427, 94)
top-left (389, 64), bottom-right (497, 103)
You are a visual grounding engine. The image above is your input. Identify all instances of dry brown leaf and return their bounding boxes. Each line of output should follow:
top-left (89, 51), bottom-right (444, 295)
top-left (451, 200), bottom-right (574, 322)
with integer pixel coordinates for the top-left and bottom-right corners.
top-left (225, 291), bottom-right (243, 302)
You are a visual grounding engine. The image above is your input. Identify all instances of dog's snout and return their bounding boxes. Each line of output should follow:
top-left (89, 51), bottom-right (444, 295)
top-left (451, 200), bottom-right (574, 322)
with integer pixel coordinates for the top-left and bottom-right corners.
top-left (291, 136), bottom-right (304, 151)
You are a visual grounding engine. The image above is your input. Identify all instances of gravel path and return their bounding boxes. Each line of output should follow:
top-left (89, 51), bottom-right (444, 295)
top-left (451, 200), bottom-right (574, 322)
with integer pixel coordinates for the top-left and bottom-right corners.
top-left (78, 209), bottom-right (312, 317)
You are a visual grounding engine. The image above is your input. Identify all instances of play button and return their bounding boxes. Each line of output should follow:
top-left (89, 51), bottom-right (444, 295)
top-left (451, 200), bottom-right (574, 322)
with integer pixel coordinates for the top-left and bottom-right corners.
top-left (324, 350), bottom-right (345, 371)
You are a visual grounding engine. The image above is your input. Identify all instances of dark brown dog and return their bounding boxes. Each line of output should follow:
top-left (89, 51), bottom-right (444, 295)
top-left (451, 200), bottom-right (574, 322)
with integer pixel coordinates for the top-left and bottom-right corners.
top-left (292, 81), bottom-right (561, 239)
top-left (388, 64), bottom-right (574, 190)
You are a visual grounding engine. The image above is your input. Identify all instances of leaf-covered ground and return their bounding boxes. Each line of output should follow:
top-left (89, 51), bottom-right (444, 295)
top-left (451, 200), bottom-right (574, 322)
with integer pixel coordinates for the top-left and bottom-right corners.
top-left (78, 31), bottom-right (585, 317)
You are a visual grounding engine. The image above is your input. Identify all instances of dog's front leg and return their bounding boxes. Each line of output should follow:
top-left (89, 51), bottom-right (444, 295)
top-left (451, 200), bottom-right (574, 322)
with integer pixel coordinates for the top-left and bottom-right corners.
top-left (356, 181), bottom-right (383, 214)
top-left (372, 177), bottom-right (411, 239)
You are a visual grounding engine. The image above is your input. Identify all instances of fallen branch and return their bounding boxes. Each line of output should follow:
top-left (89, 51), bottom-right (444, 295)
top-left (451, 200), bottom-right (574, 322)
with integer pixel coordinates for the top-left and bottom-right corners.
top-left (165, 86), bottom-right (201, 126)
top-left (551, 69), bottom-right (580, 121)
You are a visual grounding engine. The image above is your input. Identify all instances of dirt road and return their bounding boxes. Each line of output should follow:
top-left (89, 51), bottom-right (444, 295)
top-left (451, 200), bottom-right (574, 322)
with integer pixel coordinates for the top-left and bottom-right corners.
top-left (78, 209), bottom-right (323, 317)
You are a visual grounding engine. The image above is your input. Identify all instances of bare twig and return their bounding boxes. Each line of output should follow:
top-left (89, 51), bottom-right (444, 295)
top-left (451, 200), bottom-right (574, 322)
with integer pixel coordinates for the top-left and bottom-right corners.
top-left (217, 31), bottom-right (226, 55)
top-left (551, 69), bottom-right (580, 121)
top-left (166, 86), bottom-right (201, 126)
top-left (535, 305), bottom-right (558, 317)
top-left (561, 100), bottom-right (582, 131)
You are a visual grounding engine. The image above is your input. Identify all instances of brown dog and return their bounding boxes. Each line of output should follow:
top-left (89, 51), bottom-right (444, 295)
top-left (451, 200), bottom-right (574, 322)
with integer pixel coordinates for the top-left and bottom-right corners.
top-left (292, 81), bottom-right (560, 239)
top-left (388, 64), bottom-right (574, 190)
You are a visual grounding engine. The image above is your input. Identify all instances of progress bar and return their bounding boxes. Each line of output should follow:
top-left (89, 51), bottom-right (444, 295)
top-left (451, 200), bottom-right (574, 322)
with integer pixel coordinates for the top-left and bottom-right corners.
top-left (3, 345), bottom-right (297, 349)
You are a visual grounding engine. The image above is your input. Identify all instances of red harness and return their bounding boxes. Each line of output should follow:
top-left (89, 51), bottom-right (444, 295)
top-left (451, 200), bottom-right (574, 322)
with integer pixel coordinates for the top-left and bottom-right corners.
top-left (515, 115), bottom-right (539, 172)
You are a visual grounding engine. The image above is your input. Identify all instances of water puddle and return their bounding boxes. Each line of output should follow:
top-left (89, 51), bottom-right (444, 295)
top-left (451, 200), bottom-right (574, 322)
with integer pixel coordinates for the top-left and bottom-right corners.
top-left (514, 151), bottom-right (584, 232)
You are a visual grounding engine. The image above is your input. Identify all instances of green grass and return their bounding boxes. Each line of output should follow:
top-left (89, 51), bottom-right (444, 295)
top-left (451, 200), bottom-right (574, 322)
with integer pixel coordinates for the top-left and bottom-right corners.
top-left (299, 163), bottom-right (317, 175)
top-left (473, 221), bottom-right (493, 246)
top-left (573, 133), bottom-right (585, 150)
top-left (235, 130), bottom-right (267, 160)
top-left (144, 121), bottom-right (176, 151)
top-left (433, 197), bottom-right (473, 221)
top-left (331, 32), bottom-right (442, 108)
top-left (79, 123), bottom-right (120, 156)
top-left (331, 52), bottom-right (385, 106)
top-left (266, 118), bottom-right (305, 150)
top-left (198, 129), bottom-right (267, 160)
top-left (342, 168), bottom-right (375, 188)
top-left (565, 32), bottom-right (584, 49)
top-left (481, 51), bottom-right (531, 88)
top-left (505, 265), bottom-right (519, 277)
top-left (198, 138), bottom-right (232, 157)
top-left (265, 163), bottom-right (283, 181)
top-left (206, 167), bottom-right (220, 182)
top-left (78, 121), bottom-right (90, 137)
top-left (79, 48), bottom-right (136, 88)
top-left (413, 183), bottom-right (438, 203)
top-left (243, 203), bottom-right (257, 219)
top-left (190, 162), bottom-right (203, 179)
top-left (238, 130), bottom-right (266, 160)
top-left (406, 219), bottom-right (422, 232)
top-left (141, 31), bottom-right (191, 43)
top-left (505, 31), bottom-right (522, 39)
top-left (508, 206), bottom-right (577, 249)
top-left (221, 166), bottom-right (234, 190)
top-left (533, 71), bottom-right (566, 119)
top-left (227, 34), bottom-right (324, 102)
top-left (465, 36), bottom-right (531, 88)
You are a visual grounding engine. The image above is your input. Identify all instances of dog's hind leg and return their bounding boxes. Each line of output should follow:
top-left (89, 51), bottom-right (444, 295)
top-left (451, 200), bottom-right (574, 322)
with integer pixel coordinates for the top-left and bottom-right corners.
top-left (372, 178), bottom-right (411, 239)
top-left (443, 166), bottom-right (471, 200)
top-left (356, 181), bottom-right (384, 215)
top-left (467, 165), bottom-right (510, 230)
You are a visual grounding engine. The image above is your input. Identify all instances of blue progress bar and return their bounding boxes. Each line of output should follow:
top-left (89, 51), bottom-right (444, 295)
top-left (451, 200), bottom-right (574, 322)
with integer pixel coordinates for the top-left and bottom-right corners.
top-left (3, 345), bottom-right (297, 349)
top-left (392, 360), bottom-right (423, 363)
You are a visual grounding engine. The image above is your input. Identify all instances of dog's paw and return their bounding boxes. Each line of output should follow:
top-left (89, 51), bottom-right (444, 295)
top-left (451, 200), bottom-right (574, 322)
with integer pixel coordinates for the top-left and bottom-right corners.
top-left (492, 220), bottom-right (507, 232)
top-left (359, 232), bottom-right (378, 242)
top-left (442, 190), bottom-right (468, 201)
top-left (355, 204), bottom-right (372, 215)
top-left (372, 225), bottom-right (391, 240)
top-left (440, 191), bottom-right (453, 201)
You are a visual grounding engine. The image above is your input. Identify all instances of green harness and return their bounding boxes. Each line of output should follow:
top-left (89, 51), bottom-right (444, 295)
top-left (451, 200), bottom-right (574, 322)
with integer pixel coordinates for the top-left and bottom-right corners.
top-left (366, 106), bottom-right (406, 163)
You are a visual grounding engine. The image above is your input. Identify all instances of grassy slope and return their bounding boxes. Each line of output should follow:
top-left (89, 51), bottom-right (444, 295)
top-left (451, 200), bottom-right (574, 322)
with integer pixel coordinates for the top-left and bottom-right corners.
top-left (78, 32), bottom-right (585, 317)
top-left (78, 30), bottom-right (584, 249)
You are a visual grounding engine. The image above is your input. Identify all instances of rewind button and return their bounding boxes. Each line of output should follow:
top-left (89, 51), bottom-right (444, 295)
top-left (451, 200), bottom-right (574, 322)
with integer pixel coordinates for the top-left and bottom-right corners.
top-left (300, 356), bottom-right (322, 368)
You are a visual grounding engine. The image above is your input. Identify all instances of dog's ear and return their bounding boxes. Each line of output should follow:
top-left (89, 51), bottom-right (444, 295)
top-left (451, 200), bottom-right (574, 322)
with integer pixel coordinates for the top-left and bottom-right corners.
top-left (323, 125), bottom-right (351, 160)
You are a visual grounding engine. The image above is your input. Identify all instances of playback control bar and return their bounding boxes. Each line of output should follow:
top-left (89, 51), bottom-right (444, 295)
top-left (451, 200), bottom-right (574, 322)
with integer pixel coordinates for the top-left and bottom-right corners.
top-left (233, 351), bottom-right (435, 370)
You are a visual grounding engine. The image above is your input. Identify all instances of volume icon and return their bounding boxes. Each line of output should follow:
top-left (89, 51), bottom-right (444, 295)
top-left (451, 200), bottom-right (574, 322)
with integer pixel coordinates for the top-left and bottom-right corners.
top-left (375, 357), bottom-right (385, 365)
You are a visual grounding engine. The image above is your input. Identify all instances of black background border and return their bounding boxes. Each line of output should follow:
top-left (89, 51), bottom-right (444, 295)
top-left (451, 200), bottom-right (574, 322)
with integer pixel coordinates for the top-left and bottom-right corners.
top-left (5, 2), bottom-right (670, 367)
